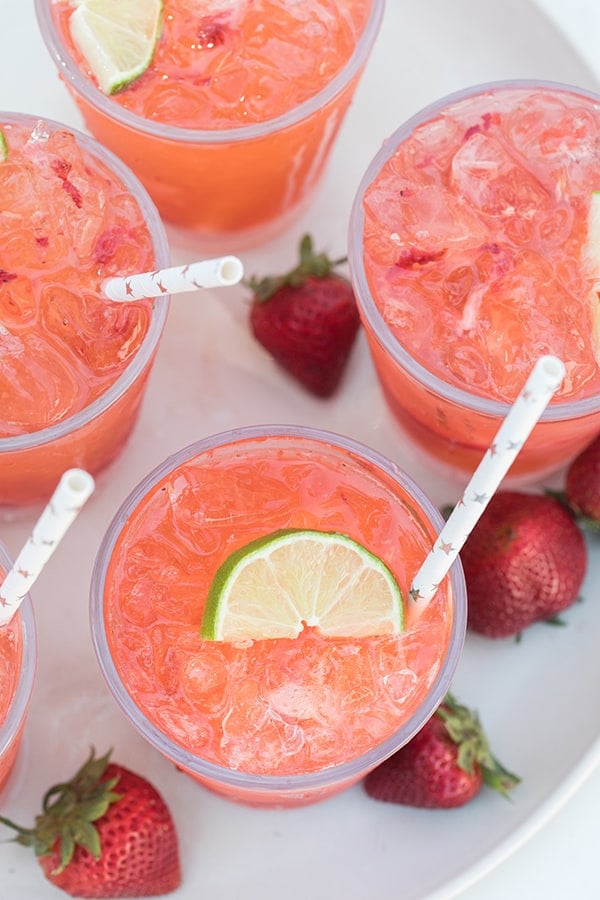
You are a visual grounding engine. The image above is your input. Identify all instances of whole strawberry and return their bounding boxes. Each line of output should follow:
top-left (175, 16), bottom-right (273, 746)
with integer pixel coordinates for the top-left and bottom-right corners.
top-left (564, 433), bottom-right (600, 531)
top-left (0, 749), bottom-right (180, 898)
top-left (364, 693), bottom-right (519, 808)
top-left (248, 234), bottom-right (360, 397)
top-left (460, 491), bottom-right (587, 638)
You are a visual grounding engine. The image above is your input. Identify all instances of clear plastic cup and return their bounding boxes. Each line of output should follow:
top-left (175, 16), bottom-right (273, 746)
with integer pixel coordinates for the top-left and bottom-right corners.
top-left (0, 543), bottom-right (37, 798)
top-left (90, 424), bottom-right (466, 808)
top-left (348, 79), bottom-right (600, 483)
top-left (0, 112), bottom-right (170, 507)
top-left (35, 0), bottom-right (385, 248)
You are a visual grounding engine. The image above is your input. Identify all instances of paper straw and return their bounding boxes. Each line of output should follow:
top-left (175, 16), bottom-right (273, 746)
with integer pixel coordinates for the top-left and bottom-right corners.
top-left (0, 469), bottom-right (95, 627)
top-left (102, 255), bottom-right (244, 302)
top-left (409, 355), bottom-right (566, 610)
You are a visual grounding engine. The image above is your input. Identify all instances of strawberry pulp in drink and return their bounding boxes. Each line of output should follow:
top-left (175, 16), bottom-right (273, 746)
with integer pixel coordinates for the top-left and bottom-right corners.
top-left (0, 114), bottom-right (169, 505)
top-left (92, 427), bottom-right (466, 807)
top-left (39, 0), bottom-right (384, 243)
top-left (350, 82), bottom-right (600, 480)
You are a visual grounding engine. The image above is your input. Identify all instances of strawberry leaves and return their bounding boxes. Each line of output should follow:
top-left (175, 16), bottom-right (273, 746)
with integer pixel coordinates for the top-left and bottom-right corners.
top-left (437, 694), bottom-right (519, 799)
top-left (247, 234), bottom-right (347, 302)
top-left (0, 749), bottom-right (121, 872)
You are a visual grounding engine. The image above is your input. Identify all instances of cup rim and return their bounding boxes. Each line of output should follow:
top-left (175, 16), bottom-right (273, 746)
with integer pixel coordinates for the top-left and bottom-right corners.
top-left (348, 77), bottom-right (600, 422)
top-left (34, 0), bottom-right (386, 143)
top-left (89, 422), bottom-right (467, 794)
top-left (0, 544), bottom-right (37, 760)
top-left (0, 111), bottom-right (170, 454)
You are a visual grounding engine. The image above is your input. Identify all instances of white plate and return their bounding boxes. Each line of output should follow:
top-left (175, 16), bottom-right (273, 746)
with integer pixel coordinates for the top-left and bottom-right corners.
top-left (1, 1), bottom-right (599, 898)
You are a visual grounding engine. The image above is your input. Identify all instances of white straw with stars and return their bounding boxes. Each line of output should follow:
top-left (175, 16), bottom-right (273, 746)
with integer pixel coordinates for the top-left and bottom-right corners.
top-left (102, 255), bottom-right (244, 302)
top-left (0, 469), bottom-right (95, 627)
top-left (409, 355), bottom-right (566, 610)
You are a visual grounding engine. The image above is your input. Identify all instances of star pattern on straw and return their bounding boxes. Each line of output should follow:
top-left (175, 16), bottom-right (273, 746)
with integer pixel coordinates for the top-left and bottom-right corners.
top-left (507, 439), bottom-right (522, 451)
top-left (489, 442), bottom-right (498, 457)
top-left (472, 491), bottom-right (488, 504)
top-left (156, 280), bottom-right (168, 293)
top-left (125, 281), bottom-right (134, 297)
top-left (192, 279), bottom-right (207, 289)
top-left (0, 592), bottom-right (27, 611)
top-left (439, 540), bottom-right (454, 555)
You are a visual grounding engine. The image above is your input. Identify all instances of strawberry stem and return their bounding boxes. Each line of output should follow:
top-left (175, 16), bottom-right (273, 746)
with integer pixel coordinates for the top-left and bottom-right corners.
top-left (247, 233), bottom-right (347, 302)
top-left (0, 815), bottom-right (34, 840)
top-left (436, 693), bottom-right (520, 798)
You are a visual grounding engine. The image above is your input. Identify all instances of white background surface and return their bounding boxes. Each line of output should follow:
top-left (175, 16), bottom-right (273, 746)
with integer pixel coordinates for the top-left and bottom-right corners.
top-left (1, 1), bottom-right (600, 898)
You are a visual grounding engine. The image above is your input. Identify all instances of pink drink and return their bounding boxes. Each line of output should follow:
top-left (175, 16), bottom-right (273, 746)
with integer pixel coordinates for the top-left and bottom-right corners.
top-left (36, 0), bottom-right (384, 245)
top-left (91, 426), bottom-right (466, 808)
top-left (0, 113), bottom-right (169, 506)
top-left (349, 81), bottom-right (600, 481)
top-left (0, 547), bottom-right (36, 798)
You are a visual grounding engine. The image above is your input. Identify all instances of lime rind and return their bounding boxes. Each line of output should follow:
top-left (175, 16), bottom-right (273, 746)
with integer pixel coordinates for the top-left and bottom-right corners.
top-left (69, 0), bottom-right (163, 95)
top-left (201, 529), bottom-right (404, 642)
top-left (0, 129), bottom-right (7, 162)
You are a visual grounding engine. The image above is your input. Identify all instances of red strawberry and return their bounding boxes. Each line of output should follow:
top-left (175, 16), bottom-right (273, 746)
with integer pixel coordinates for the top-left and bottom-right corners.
top-left (364, 693), bottom-right (519, 808)
top-left (460, 491), bottom-right (587, 638)
top-left (248, 234), bottom-right (360, 397)
top-left (0, 749), bottom-right (180, 897)
top-left (564, 433), bottom-right (600, 531)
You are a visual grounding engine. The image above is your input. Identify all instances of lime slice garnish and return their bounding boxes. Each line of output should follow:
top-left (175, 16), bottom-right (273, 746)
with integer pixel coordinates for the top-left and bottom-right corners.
top-left (201, 529), bottom-right (404, 642)
top-left (69, 0), bottom-right (163, 95)
top-left (0, 129), bottom-right (7, 161)
top-left (583, 190), bottom-right (600, 362)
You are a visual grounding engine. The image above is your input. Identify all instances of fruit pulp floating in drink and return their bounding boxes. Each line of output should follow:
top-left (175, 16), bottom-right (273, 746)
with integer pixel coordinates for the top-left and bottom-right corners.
top-left (0, 546), bottom-right (37, 798)
top-left (36, 0), bottom-right (385, 246)
top-left (349, 81), bottom-right (600, 482)
top-left (0, 113), bottom-right (169, 506)
top-left (90, 425), bottom-right (466, 808)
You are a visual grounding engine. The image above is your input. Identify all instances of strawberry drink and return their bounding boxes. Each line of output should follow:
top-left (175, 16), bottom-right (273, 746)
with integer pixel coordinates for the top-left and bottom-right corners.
top-left (0, 113), bottom-right (169, 506)
top-left (36, 0), bottom-right (385, 246)
top-left (349, 81), bottom-right (600, 481)
top-left (0, 546), bottom-right (36, 798)
top-left (90, 425), bottom-right (466, 808)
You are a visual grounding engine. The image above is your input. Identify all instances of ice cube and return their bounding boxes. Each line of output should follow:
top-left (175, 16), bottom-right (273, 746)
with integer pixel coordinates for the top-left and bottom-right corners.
top-left (451, 131), bottom-right (551, 223)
